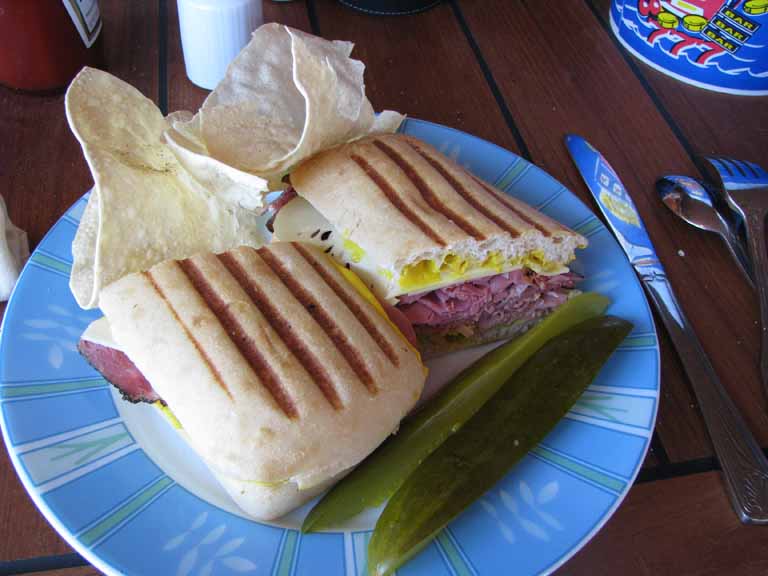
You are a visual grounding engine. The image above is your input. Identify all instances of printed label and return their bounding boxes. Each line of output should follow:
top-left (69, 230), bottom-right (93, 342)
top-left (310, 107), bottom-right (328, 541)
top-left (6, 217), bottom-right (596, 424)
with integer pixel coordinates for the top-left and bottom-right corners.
top-left (712, 16), bottom-right (752, 41)
top-left (61, 0), bottom-right (102, 48)
top-left (598, 172), bottom-right (640, 228)
top-left (589, 151), bottom-right (653, 251)
top-left (722, 7), bottom-right (760, 31)
top-left (704, 26), bottom-right (739, 51)
top-left (611, 0), bottom-right (768, 93)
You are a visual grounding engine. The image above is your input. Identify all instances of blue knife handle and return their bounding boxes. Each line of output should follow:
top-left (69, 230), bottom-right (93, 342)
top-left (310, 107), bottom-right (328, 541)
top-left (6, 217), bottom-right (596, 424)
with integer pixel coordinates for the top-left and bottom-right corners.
top-left (565, 135), bottom-right (656, 264)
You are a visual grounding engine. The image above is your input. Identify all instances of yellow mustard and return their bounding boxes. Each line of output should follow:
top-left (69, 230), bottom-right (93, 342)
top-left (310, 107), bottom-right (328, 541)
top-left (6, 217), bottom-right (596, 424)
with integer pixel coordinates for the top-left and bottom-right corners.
top-left (154, 402), bottom-right (182, 429)
top-left (523, 250), bottom-right (564, 274)
top-left (480, 251), bottom-right (505, 272)
top-left (399, 259), bottom-right (442, 291)
top-left (342, 232), bottom-right (366, 263)
top-left (443, 253), bottom-right (469, 276)
top-left (397, 249), bottom-right (564, 292)
top-left (331, 260), bottom-right (423, 362)
top-left (378, 267), bottom-right (394, 281)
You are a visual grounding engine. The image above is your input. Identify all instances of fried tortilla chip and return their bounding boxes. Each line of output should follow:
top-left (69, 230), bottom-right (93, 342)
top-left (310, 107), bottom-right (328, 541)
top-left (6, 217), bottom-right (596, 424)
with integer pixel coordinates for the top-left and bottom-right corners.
top-left (164, 111), bottom-right (269, 210)
top-left (66, 67), bottom-right (267, 309)
top-left (170, 24), bottom-right (405, 191)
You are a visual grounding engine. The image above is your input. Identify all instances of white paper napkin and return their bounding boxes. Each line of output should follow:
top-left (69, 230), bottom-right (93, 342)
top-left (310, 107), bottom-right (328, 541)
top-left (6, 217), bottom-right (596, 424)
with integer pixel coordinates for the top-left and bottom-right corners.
top-left (0, 195), bottom-right (29, 302)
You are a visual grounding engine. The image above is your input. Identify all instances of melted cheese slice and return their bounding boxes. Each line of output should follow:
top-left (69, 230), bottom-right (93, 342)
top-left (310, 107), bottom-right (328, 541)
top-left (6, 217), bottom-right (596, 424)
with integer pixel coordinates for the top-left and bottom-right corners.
top-left (81, 316), bottom-right (118, 349)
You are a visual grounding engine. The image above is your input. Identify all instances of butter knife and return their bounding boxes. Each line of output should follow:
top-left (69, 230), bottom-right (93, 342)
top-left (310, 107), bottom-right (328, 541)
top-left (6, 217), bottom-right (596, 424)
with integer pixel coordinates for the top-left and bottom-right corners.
top-left (565, 134), bottom-right (768, 524)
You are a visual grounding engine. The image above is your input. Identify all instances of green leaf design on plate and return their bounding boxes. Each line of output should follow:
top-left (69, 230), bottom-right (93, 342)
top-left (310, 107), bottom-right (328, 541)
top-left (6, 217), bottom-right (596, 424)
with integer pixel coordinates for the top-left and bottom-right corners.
top-left (574, 395), bottom-right (628, 422)
top-left (51, 432), bottom-right (130, 466)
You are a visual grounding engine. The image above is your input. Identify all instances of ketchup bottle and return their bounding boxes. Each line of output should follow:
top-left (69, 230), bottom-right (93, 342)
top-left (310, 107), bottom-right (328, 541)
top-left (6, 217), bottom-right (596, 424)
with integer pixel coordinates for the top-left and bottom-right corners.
top-left (0, 0), bottom-right (104, 93)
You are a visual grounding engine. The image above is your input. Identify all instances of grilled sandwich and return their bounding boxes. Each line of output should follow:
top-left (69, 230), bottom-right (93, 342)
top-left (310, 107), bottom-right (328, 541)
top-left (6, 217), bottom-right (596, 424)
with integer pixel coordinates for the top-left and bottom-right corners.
top-left (271, 134), bottom-right (588, 356)
top-left (79, 242), bottom-right (426, 520)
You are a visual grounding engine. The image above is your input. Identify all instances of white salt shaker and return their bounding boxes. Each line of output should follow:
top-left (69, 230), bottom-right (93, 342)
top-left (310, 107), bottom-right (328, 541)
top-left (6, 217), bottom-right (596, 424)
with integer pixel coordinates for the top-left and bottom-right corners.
top-left (177, 0), bottom-right (263, 90)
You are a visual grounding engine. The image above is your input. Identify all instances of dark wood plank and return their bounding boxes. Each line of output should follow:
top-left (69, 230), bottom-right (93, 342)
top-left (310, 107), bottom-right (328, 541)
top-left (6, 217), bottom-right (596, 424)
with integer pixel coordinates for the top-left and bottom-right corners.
top-left (312, 0), bottom-right (519, 154)
top-left (0, 2), bottom-right (159, 249)
top-left (592, 0), bottom-right (768, 165)
top-left (591, 0), bottom-right (768, 451)
top-left (555, 471), bottom-right (768, 575)
top-left (640, 447), bottom-right (659, 469)
top-left (0, 448), bottom-right (75, 560)
top-left (32, 568), bottom-right (100, 576)
top-left (457, 0), bottom-right (768, 461)
top-left (0, 0), bottom-right (159, 562)
top-left (0, 90), bottom-right (88, 251)
top-left (166, 0), bottom-right (312, 113)
top-left (0, 562), bottom-right (98, 576)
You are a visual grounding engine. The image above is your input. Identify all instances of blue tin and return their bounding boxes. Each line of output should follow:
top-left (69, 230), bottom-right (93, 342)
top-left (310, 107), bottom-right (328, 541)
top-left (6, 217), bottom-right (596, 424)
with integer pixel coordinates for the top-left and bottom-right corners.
top-left (611, 0), bottom-right (768, 95)
top-left (338, 0), bottom-right (442, 16)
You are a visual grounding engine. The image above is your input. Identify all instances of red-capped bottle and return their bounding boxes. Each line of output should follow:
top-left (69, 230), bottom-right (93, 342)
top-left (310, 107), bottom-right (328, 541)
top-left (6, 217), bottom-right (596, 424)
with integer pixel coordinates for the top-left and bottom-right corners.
top-left (0, 0), bottom-right (104, 92)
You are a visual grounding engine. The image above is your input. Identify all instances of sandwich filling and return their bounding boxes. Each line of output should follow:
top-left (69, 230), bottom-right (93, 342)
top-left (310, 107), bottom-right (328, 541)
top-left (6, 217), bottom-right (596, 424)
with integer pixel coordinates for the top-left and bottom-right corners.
top-left (78, 336), bottom-right (161, 403)
top-left (271, 194), bottom-right (575, 300)
top-left (396, 268), bottom-right (579, 343)
top-left (269, 192), bottom-right (582, 350)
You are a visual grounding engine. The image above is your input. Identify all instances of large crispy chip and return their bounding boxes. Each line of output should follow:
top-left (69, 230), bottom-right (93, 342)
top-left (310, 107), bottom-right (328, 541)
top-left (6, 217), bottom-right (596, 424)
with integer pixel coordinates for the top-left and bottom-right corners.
top-left (170, 24), bottom-right (404, 191)
top-left (66, 68), bottom-right (267, 309)
top-left (164, 111), bottom-right (269, 210)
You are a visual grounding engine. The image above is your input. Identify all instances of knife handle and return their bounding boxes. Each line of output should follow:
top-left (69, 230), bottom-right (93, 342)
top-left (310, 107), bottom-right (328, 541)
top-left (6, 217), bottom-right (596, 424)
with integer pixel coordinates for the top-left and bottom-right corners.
top-left (643, 273), bottom-right (768, 524)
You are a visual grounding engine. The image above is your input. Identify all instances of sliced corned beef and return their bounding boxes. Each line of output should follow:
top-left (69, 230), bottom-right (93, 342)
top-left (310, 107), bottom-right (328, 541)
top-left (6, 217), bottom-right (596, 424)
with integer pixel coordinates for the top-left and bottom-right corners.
top-left (78, 339), bottom-right (162, 403)
top-left (396, 269), bottom-right (578, 336)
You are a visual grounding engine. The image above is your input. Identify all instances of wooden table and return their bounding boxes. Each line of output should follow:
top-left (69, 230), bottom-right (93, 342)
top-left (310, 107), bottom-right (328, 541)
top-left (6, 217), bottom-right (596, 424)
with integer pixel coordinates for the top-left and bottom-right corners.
top-left (1, 1), bottom-right (767, 574)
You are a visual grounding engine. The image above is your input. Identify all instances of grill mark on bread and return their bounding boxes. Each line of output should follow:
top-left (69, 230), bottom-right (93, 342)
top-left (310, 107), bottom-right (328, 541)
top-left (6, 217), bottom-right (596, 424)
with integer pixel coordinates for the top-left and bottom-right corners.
top-left (293, 243), bottom-right (400, 367)
top-left (405, 142), bottom-right (523, 238)
top-left (178, 258), bottom-right (299, 419)
top-left (472, 175), bottom-right (552, 236)
top-left (350, 153), bottom-right (446, 246)
top-left (258, 246), bottom-right (379, 394)
top-left (372, 139), bottom-right (487, 241)
top-left (217, 251), bottom-right (342, 411)
top-left (142, 269), bottom-right (233, 401)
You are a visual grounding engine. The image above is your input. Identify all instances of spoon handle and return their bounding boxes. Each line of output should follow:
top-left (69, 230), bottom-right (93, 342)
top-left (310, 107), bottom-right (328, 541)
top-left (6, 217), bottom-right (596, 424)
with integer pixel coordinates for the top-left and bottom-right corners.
top-left (642, 273), bottom-right (768, 524)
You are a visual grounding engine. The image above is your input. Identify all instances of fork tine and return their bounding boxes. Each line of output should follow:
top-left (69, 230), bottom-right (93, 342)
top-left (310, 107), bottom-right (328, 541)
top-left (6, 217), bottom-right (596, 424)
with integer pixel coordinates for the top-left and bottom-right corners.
top-left (730, 159), bottom-right (750, 179)
top-left (747, 161), bottom-right (768, 184)
top-left (707, 156), bottom-right (732, 177)
top-left (704, 156), bottom-right (768, 190)
top-left (738, 159), bottom-right (760, 179)
top-left (705, 157), bottom-right (733, 187)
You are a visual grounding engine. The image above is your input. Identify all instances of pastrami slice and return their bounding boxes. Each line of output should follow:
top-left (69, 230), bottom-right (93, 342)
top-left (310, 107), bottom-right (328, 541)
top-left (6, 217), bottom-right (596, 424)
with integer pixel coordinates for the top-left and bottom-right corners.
top-left (78, 339), bottom-right (161, 403)
top-left (397, 269), bottom-right (579, 340)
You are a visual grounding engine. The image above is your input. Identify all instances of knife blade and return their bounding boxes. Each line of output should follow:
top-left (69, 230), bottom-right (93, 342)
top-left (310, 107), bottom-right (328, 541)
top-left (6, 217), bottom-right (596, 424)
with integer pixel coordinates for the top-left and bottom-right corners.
top-left (565, 134), bottom-right (768, 525)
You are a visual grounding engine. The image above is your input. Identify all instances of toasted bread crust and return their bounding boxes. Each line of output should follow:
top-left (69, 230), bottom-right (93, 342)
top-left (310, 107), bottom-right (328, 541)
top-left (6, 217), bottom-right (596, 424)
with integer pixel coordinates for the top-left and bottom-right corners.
top-left (290, 134), bottom-right (587, 278)
top-left (99, 243), bottom-right (425, 488)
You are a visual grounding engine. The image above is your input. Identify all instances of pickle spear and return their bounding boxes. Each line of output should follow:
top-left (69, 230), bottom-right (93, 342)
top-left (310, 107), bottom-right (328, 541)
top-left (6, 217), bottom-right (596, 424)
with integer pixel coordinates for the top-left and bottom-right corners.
top-left (367, 315), bottom-right (633, 576)
top-left (302, 293), bottom-right (610, 533)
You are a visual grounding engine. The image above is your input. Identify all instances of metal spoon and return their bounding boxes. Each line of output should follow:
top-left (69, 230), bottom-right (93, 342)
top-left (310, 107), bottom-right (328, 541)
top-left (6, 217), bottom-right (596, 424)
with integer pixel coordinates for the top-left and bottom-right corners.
top-left (658, 175), bottom-right (754, 287)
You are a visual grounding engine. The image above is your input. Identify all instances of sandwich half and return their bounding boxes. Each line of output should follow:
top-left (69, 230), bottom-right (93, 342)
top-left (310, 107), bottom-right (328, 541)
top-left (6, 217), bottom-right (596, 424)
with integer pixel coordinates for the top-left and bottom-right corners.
top-left (79, 242), bottom-right (426, 520)
top-left (271, 133), bottom-right (588, 356)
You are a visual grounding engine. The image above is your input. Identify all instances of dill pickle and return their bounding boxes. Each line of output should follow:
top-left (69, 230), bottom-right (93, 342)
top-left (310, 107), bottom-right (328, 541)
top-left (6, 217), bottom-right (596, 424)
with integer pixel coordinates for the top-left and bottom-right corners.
top-left (301, 293), bottom-right (610, 533)
top-left (367, 315), bottom-right (633, 576)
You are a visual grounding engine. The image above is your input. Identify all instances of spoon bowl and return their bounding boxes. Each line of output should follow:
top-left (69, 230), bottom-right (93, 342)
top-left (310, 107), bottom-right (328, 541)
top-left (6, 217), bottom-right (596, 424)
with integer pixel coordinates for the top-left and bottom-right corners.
top-left (657, 175), bottom-right (753, 286)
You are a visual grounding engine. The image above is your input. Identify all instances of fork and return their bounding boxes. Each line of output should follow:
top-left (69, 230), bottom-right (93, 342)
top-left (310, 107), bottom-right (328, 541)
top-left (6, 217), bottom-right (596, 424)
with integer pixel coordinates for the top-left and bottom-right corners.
top-left (703, 157), bottom-right (768, 401)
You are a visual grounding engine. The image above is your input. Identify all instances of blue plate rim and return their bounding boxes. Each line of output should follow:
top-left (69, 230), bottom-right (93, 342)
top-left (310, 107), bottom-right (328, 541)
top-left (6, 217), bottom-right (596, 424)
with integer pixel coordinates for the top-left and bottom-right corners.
top-left (0, 117), bottom-right (660, 576)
